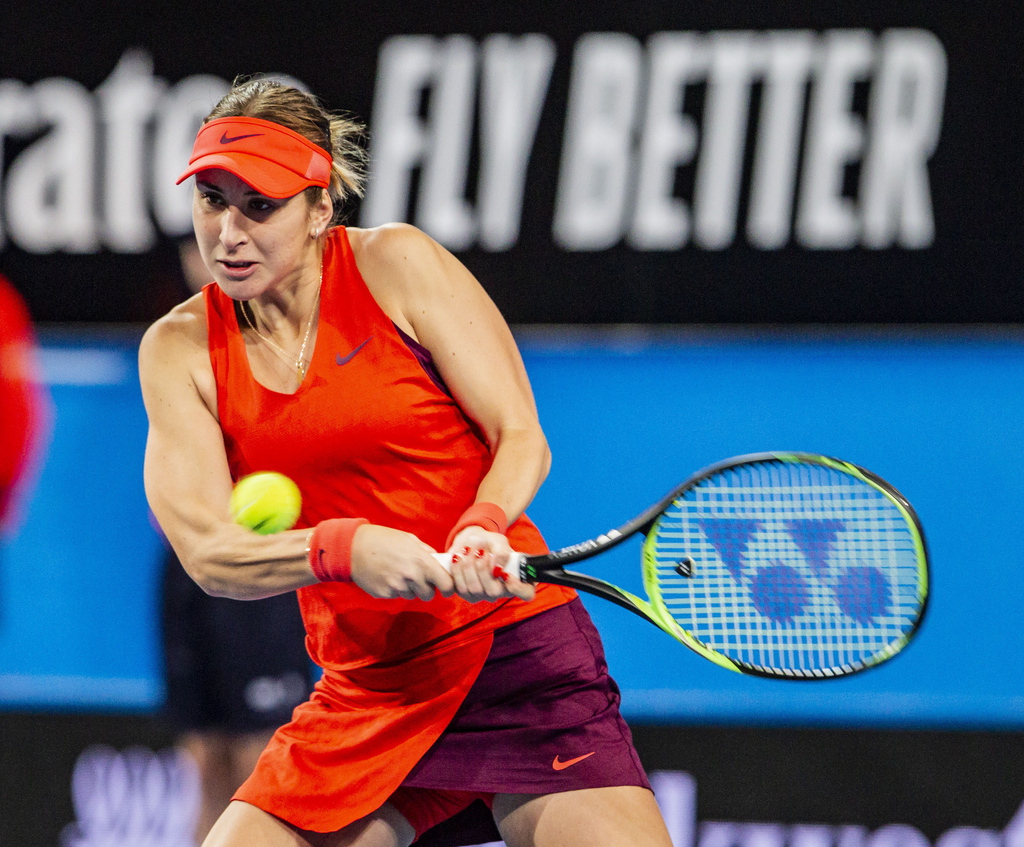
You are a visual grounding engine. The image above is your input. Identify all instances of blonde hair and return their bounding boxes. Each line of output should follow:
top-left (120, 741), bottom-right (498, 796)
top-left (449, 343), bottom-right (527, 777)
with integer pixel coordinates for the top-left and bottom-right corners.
top-left (206, 76), bottom-right (367, 221)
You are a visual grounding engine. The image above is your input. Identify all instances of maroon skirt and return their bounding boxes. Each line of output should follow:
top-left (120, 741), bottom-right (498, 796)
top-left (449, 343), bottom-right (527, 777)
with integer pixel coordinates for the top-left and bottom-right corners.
top-left (391, 597), bottom-right (650, 843)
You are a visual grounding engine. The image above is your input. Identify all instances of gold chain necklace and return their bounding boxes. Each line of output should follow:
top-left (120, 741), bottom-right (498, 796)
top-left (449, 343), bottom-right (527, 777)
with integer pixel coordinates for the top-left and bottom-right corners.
top-left (242, 268), bottom-right (323, 379)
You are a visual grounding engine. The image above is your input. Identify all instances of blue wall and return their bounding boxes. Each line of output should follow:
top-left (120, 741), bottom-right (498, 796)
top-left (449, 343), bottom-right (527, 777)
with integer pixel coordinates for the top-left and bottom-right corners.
top-left (2, 327), bottom-right (1022, 727)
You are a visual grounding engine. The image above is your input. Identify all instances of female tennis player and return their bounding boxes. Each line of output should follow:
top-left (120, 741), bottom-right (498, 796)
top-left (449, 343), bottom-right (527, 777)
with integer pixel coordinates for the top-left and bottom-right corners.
top-left (139, 76), bottom-right (672, 847)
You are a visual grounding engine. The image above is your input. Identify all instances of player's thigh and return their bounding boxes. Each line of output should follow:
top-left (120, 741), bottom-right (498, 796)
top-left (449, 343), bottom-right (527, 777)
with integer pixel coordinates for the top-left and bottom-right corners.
top-left (493, 786), bottom-right (672, 847)
top-left (202, 800), bottom-right (416, 847)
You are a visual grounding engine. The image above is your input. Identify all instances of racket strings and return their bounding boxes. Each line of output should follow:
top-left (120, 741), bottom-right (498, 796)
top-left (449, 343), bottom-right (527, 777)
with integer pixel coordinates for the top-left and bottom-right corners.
top-left (648, 461), bottom-right (924, 677)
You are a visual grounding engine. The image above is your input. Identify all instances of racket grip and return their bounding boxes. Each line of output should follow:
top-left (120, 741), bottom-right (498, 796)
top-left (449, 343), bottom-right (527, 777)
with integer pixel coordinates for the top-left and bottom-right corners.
top-left (431, 551), bottom-right (528, 581)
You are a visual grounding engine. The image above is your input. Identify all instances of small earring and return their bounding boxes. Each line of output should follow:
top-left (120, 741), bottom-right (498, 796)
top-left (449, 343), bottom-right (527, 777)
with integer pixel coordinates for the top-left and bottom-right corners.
top-left (311, 228), bottom-right (320, 238)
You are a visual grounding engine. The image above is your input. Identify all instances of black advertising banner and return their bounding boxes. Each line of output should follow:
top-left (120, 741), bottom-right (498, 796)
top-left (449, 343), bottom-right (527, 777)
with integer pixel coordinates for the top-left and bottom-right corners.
top-left (0, 0), bottom-right (1019, 324)
top-left (4, 713), bottom-right (1024, 847)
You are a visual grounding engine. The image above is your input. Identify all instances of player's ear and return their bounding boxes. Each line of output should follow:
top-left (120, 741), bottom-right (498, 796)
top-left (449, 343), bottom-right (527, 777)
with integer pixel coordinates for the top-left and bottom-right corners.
top-left (310, 188), bottom-right (333, 237)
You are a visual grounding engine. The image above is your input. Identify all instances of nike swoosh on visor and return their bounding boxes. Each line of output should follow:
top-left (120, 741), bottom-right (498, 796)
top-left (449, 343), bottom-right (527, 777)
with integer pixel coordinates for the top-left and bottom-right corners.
top-left (219, 132), bottom-right (264, 144)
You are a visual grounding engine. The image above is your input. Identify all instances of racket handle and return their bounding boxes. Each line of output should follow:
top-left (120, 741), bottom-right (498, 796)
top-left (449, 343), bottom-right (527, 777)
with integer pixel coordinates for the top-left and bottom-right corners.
top-left (431, 551), bottom-right (527, 580)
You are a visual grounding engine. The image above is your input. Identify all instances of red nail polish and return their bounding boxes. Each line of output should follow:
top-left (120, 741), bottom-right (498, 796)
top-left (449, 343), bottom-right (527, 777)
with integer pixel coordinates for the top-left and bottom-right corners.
top-left (460, 547), bottom-right (471, 555)
top-left (475, 549), bottom-right (485, 558)
top-left (492, 565), bottom-right (509, 582)
top-left (451, 554), bottom-right (459, 564)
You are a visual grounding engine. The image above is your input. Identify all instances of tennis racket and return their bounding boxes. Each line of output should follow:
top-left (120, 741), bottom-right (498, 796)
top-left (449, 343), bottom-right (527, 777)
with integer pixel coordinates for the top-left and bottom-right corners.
top-left (438, 452), bottom-right (929, 679)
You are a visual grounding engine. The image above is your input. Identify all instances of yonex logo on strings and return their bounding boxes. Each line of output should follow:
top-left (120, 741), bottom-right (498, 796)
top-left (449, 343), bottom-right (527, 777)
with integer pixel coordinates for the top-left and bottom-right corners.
top-left (694, 517), bottom-right (891, 625)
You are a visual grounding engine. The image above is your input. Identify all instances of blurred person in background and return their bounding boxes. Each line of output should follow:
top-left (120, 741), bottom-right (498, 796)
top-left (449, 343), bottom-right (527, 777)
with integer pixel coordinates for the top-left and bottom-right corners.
top-left (159, 237), bottom-right (315, 843)
top-left (0, 271), bottom-right (47, 542)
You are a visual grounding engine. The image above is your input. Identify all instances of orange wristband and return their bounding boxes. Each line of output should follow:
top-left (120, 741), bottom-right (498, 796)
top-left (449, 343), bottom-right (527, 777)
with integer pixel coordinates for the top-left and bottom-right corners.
top-left (445, 502), bottom-right (508, 550)
top-left (308, 518), bottom-right (368, 582)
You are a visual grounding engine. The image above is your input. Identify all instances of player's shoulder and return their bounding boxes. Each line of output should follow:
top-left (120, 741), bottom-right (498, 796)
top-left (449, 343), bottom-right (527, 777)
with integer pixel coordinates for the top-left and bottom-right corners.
top-left (346, 223), bottom-right (445, 271)
top-left (345, 224), bottom-right (456, 310)
top-left (139, 292), bottom-right (208, 371)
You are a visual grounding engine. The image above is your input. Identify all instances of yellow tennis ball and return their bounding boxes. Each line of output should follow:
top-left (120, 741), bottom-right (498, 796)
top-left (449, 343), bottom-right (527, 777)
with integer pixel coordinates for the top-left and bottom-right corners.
top-left (229, 471), bottom-right (302, 534)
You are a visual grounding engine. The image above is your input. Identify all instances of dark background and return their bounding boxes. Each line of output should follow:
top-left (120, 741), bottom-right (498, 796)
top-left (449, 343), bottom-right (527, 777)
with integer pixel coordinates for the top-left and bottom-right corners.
top-left (3, 3), bottom-right (1023, 844)
top-left (3, 713), bottom-right (1021, 845)
top-left (0, 0), bottom-right (1020, 325)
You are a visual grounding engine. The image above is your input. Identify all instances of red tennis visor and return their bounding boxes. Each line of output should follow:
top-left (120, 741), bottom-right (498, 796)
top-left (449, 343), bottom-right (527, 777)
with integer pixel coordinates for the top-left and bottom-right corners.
top-left (176, 116), bottom-right (332, 198)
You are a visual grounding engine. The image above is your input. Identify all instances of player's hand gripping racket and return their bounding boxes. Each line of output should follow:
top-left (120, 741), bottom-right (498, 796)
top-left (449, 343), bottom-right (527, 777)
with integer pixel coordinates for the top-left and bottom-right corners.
top-left (439, 452), bottom-right (929, 679)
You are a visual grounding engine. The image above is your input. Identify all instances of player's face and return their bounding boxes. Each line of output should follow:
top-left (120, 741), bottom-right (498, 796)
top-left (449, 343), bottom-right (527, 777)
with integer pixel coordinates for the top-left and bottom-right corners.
top-left (191, 169), bottom-right (319, 299)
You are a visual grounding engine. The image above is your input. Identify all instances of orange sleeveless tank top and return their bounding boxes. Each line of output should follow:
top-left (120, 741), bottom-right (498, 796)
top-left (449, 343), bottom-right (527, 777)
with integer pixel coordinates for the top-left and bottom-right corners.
top-left (205, 226), bottom-right (574, 671)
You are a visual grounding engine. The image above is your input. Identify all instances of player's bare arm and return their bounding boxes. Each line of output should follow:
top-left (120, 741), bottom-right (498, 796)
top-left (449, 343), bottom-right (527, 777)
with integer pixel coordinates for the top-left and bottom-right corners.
top-left (139, 292), bottom-right (454, 602)
top-left (139, 297), bottom-right (317, 600)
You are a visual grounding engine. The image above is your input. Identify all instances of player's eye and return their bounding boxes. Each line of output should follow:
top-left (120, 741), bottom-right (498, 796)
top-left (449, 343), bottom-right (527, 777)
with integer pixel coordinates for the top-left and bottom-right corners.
top-left (247, 197), bottom-right (278, 214)
top-left (198, 190), bottom-right (225, 207)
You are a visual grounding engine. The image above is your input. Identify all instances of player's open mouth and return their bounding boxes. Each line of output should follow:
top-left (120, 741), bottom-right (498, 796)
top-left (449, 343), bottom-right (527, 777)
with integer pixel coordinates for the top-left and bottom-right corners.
top-left (219, 260), bottom-right (258, 277)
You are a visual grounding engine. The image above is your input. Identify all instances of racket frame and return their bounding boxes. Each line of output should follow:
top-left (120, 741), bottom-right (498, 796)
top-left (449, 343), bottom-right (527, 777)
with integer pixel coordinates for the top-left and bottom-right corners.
top-left (518, 451), bottom-right (930, 678)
